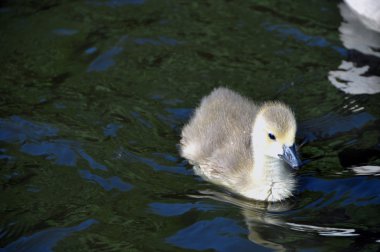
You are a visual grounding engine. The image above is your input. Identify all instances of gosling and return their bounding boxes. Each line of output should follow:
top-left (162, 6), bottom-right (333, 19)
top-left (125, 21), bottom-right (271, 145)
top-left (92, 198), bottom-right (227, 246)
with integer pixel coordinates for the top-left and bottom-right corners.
top-left (180, 87), bottom-right (302, 202)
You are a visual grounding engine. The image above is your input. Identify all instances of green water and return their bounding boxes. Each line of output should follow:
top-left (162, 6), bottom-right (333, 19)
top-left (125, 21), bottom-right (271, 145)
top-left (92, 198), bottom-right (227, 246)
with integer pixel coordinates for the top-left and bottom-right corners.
top-left (1, 0), bottom-right (380, 251)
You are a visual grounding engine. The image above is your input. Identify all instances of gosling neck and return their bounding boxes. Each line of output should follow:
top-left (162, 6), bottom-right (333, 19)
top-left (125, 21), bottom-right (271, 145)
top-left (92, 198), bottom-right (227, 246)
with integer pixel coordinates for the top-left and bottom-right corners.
top-left (251, 147), bottom-right (285, 179)
top-left (250, 120), bottom-right (289, 182)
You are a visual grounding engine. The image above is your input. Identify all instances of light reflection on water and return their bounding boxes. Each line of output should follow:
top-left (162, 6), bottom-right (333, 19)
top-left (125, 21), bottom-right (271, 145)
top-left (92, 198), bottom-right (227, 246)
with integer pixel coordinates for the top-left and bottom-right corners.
top-left (328, 1), bottom-right (380, 95)
top-left (86, 35), bottom-right (182, 72)
top-left (0, 116), bottom-right (108, 170)
top-left (264, 23), bottom-right (347, 57)
top-left (0, 219), bottom-right (97, 252)
top-left (88, 0), bottom-right (145, 7)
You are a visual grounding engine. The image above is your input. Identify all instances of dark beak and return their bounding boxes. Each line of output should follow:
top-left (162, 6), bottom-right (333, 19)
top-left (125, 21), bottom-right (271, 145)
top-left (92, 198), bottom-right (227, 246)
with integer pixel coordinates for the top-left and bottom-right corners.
top-left (279, 144), bottom-right (303, 169)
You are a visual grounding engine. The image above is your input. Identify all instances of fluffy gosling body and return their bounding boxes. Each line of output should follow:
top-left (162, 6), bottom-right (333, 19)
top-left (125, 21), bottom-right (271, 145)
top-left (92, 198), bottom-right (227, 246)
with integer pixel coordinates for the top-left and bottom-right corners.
top-left (180, 87), bottom-right (301, 202)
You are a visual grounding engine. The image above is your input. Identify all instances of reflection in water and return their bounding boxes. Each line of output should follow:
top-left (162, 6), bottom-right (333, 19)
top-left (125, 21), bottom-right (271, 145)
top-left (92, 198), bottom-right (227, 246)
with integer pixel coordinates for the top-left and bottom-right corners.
top-left (165, 108), bottom-right (193, 121)
top-left (339, 146), bottom-right (380, 167)
top-left (87, 35), bottom-right (128, 72)
top-left (299, 111), bottom-right (375, 142)
top-left (149, 202), bottom-right (216, 216)
top-left (0, 116), bottom-right (58, 143)
top-left (0, 148), bottom-right (13, 161)
top-left (349, 165), bottom-right (380, 176)
top-left (329, 61), bottom-right (380, 94)
top-left (103, 123), bottom-right (123, 137)
top-left (134, 36), bottom-right (182, 46)
top-left (1, 0), bottom-right (380, 251)
top-left (285, 223), bottom-right (358, 237)
top-left (339, 2), bottom-right (380, 56)
top-left (167, 217), bottom-right (259, 252)
top-left (130, 111), bottom-right (153, 128)
top-left (344, 0), bottom-right (380, 34)
top-left (264, 23), bottom-right (347, 56)
top-left (0, 219), bottom-right (97, 252)
top-left (301, 176), bottom-right (380, 207)
top-left (87, 34), bottom-right (182, 72)
top-left (0, 116), bottom-right (108, 169)
top-left (79, 169), bottom-right (133, 192)
top-left (84, 47), bottom-right (97, 55)
top-left (116, 148), bottom-right (192, 175)
top-left (21, 141), bottom-right (79, 167)
top-left (182, 178), bottom-right (380, 251)
top-left (87, 47), bottom-right (124, 72)
top-left (88, 0), bottom-right (145, 7)
top-left (0, 116), bottom-right (133, 193)
top-left (329, 1), bottom-right (380, 94)
top-left (189, 190), bottom-right (290, 251)
top-left (52, 28), bottom-right (79, 36)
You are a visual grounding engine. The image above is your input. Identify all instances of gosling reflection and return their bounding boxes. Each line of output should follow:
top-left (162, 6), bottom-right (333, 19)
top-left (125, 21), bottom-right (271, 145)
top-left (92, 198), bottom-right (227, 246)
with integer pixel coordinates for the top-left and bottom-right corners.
top-left (191, 189), bottom-right (361, 251)
top-left (190, 189), bottom-right (292, 251)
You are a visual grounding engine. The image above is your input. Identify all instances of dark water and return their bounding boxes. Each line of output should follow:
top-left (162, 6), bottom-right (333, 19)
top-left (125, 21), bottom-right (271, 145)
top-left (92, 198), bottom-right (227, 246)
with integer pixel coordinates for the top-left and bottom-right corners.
top-left (1, 0), bottom-right (380, 251)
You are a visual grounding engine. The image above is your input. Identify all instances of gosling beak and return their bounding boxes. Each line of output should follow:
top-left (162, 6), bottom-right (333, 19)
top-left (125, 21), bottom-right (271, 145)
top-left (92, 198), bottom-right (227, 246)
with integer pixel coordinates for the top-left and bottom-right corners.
top-left (279, 144), bottom-right (302, 169)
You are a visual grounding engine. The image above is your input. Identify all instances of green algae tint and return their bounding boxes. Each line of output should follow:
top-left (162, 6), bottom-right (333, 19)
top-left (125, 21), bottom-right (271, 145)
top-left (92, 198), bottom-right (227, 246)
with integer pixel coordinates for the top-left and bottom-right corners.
top-left (0, 0), bottom-right (379, 251)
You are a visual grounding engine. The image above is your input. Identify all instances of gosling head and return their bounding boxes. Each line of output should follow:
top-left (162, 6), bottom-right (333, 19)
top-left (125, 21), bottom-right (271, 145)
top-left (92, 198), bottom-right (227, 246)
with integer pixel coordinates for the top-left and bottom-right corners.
top-left (252, 102), bottom-right (302, 169)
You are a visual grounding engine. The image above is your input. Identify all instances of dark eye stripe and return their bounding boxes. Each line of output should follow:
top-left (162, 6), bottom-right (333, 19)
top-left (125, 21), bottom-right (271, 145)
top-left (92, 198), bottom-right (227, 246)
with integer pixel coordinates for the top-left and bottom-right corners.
top-left (268, 133), bottom-right (276, 140)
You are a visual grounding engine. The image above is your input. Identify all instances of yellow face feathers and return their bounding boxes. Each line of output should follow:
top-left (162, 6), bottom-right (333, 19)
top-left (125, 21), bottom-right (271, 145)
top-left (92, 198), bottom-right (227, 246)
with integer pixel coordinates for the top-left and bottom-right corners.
top-left (257, 102), bottom-right (297, 146)
top-left (251, 102), bottom-right (298, 161)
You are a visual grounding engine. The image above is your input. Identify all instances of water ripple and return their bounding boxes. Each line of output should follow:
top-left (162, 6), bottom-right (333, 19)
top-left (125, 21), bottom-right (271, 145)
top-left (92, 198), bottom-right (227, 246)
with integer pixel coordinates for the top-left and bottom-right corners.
top-left (79, 169), bottom-right (133, 192)
top-left (167, 217), bottom-right (260, 251)
top-left (301, 176), bottom-right (380, 207)
top-left (149, 202), bottom-right (216, 217)
top-left (264, 22), bottom-right (347, 56)
top-left (52, 28), bottom-right (78, 36)
top-left (88, 0), bottom-right (145, 7)
top-left (103, 123), bottom-right (123, 137)
top-left (87, 46), bottom-right (124, 72)
top-left (116, 148), bottom-right (192, 175)
top-left (0, 219), bottom-right (97, 252)
top-left (0, 116), bottom-right (58, 143)
top-left (299, 111), bottom-right (375, 141)
top-left (0, 116), bottom-right (107, 170)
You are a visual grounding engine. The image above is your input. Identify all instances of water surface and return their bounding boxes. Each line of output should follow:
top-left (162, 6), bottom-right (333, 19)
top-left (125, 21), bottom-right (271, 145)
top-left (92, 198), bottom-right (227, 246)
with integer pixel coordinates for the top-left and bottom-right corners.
top-left (0, 0), bottom-right (379, 251)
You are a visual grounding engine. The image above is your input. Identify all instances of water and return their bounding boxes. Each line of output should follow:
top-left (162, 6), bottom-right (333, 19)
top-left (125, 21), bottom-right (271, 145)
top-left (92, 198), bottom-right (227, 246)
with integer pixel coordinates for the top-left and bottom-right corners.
top-left (1, 0), bottom-right (379, 251)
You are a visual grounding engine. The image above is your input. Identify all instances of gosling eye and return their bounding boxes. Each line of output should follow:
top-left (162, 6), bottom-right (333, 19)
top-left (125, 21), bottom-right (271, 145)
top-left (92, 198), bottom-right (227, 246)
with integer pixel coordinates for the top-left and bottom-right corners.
top-left (268, 133), bottom-right (276, 141)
